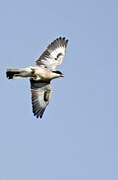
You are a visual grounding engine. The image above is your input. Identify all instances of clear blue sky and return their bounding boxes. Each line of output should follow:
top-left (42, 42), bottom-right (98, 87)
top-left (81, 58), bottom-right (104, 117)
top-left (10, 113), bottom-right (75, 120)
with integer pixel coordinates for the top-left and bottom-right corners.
top-left (1, 0), bottom-right (118, 179)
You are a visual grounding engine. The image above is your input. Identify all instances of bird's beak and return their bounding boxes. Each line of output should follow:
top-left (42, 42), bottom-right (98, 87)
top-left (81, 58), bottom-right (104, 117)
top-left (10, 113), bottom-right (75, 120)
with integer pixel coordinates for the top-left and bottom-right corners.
top-left (61, 74), bottom-right (64, 77)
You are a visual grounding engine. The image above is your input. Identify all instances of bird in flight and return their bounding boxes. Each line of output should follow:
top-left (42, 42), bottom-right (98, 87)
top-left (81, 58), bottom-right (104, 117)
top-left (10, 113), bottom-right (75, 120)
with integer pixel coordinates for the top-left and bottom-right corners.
top-left (6, 37), bottom-right (69, 118)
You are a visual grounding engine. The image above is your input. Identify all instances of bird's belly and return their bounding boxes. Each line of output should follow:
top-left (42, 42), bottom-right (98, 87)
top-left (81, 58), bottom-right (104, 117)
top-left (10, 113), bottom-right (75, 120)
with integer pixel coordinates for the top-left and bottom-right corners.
top-left (32, 67), bottom-right (50, 81)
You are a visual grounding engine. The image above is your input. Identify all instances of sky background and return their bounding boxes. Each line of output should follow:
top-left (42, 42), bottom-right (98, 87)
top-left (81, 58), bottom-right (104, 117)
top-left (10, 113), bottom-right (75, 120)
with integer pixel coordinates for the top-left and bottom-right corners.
top-left (0, 0), bottom-right (118, 179)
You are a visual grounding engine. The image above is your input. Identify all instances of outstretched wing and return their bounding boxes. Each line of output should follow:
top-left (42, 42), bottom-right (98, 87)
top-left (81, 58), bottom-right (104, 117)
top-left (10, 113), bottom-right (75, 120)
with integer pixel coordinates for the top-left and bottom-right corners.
top-left (36, 37), bottom-right (68, 71)
top-left (30, 78), bottom-right (52, 118)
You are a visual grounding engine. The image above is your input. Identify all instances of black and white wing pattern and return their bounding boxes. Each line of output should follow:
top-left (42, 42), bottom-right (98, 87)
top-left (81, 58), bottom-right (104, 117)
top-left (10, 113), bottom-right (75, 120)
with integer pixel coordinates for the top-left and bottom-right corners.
top-left (36, 37), bottom-right (68, 71)
top-left (30, 78), bottom-right (52, 118)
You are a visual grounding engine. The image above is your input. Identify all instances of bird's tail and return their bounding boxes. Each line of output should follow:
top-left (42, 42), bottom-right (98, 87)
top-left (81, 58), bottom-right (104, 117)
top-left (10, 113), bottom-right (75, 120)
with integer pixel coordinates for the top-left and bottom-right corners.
top-left (6, 67), bottom-right (32, 79)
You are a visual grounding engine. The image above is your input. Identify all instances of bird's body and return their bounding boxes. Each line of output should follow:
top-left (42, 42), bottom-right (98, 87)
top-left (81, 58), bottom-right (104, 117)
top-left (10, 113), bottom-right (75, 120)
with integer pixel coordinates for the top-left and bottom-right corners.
top-left (6, 37), bottom-right (68, 118)
top-left (7, 65), bottom-right (63, 81)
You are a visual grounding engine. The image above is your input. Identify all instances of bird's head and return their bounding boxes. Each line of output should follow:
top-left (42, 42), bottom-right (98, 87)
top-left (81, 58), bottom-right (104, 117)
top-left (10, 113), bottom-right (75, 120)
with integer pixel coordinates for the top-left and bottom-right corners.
top-left (51, 70), bottom-right (64, 79)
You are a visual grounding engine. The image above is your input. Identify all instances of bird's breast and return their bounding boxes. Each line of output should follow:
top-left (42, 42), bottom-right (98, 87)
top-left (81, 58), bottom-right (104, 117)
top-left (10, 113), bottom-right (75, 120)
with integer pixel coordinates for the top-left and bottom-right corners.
top-left (32, 67), bottom-right (51, 81)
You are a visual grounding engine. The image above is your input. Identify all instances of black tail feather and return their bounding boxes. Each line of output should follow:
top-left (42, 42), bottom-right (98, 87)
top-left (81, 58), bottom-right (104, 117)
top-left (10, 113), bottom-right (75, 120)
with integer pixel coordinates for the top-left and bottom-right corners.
top-left (6, 71), bottom-right (20, 79)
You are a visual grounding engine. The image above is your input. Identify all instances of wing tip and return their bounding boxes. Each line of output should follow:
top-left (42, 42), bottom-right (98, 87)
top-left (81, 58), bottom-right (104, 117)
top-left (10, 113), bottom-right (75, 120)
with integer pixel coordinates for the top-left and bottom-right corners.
top-left (56, 36), bottom-right (69, 44)
top-left (48, 37), bottom-right (69, 49)
top-left (36, 110), bottom-right (45, 119)
top-left (32, 106), bottom-right (46, 119)
top-left (57, 36), bottom-right (69, 47)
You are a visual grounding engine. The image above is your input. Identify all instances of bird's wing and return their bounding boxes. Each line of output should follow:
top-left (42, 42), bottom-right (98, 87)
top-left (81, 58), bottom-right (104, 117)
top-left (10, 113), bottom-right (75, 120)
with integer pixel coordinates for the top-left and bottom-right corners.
top-left (36, 37), bottom-right (68, 71)
top-left (30, 78), bottom-right (52, 118)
